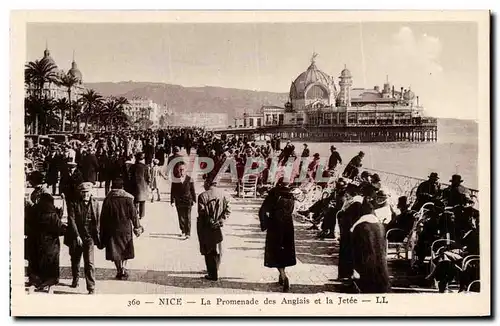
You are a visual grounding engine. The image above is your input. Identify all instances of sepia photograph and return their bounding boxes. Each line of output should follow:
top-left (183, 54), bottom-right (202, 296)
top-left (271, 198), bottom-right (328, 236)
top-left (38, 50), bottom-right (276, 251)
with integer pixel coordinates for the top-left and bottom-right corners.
top-left (10, 10), bottom-right (490, 316)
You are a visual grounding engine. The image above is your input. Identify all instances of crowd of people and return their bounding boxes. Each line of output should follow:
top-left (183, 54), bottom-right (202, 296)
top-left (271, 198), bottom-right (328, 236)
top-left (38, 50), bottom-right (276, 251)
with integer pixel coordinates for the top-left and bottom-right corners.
top-left (24, 127), bottom-right (480, 294)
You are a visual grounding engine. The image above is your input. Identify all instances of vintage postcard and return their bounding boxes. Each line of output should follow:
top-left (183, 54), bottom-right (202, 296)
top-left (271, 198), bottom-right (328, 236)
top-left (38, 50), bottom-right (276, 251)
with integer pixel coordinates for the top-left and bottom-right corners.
top-left (10, 10), bottom-right (490, 316)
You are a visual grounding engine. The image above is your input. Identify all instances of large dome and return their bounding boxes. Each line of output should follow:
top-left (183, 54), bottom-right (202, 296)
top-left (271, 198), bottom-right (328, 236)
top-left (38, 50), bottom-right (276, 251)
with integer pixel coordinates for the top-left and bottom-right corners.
top-left (290, 62), bottom-right (334, 100)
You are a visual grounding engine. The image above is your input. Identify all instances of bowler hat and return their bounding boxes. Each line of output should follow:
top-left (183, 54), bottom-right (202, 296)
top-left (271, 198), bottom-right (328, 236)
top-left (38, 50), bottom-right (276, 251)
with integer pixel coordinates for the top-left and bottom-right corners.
top-left (78, 182), bottom-right (93, 192)
top-left (450, 174), bottom-right (464, 183)
top-left (429, 172), bottom-right (439, 180)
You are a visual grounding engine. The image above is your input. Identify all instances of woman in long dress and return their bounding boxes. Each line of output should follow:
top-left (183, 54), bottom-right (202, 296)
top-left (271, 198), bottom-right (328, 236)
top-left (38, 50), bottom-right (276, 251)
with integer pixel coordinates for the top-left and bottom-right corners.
top-left (259, 179), bottom-right (296, 292)
top-left (26, 193), bottom-right (67, 291)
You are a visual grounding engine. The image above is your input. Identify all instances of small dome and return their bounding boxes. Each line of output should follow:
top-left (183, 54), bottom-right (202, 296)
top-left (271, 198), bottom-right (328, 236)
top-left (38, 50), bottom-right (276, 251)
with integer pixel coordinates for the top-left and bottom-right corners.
top-left (340, 67), bottom-right (352, 78)
top-left (68, 61), bottom-right (83, 82)
top-left (290, 62), bottom-right (334, 100)
top-left (403, 90), bottom-right (415, 101)
top-left (42, 48), bottom-right (57, 68)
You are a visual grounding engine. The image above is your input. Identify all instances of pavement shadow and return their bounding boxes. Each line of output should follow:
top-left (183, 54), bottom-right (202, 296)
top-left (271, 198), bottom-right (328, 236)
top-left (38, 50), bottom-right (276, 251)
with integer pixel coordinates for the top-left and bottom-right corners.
top-left (23, 266), bottom-right (334, 294)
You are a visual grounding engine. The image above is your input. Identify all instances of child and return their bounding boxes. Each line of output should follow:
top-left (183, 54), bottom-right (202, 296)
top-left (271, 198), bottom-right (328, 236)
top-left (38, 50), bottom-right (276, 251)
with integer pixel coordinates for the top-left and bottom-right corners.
top-left (150, 159), bottom-right (166, 202)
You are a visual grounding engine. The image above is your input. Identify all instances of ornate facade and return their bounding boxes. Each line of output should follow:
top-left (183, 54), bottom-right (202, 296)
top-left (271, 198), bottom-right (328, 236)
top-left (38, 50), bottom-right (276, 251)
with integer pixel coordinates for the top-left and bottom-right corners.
top-left (239, 53), bottom-right (426, 128)
top-left (25, 46), bottom-right (85, 101)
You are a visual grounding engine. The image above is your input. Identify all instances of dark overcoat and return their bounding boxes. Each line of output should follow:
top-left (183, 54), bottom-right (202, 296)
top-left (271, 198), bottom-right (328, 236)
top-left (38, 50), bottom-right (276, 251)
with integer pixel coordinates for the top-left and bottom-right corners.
top-left (129, 162), bottom-right (151, 202)
top-left (351, 214), bottom-right (391, 293)
top-left (59, 168), bottom-right (84, 202)
top-left (80, 153), bottom-right (100, 184)
top-left (338, 197), bottom-right (363, 279)
top-left (44, 154), bottom-right (61, 185)
top-left (26, 194), bottom-right (66, 286)
top-left (259, 186), bottom-right (296, 268)
top-left (99, 189), bottom-right (141, 261)
top-left (64, 197), bottom-right (101, 248)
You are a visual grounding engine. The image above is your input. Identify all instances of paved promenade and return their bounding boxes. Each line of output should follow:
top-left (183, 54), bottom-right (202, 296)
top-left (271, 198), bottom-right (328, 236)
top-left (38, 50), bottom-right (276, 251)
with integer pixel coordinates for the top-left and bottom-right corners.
top-left (25, 152), bottom-right (433, 295)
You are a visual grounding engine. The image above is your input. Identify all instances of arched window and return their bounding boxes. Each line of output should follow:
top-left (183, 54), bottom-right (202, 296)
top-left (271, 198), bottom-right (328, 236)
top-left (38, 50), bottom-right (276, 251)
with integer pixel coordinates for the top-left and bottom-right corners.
top-left (306, 85), bottom-right (328, 100)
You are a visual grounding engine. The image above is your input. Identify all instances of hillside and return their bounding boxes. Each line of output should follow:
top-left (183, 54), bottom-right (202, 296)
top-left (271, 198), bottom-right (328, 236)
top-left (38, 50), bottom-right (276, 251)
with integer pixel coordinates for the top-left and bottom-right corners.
top-left (84, 81), bottom-right (289, 120)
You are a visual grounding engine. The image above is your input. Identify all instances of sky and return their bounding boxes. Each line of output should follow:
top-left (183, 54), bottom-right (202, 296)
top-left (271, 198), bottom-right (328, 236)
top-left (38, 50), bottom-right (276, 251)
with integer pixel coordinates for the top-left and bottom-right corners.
top-left (26, 22), bottom-right (479, 120)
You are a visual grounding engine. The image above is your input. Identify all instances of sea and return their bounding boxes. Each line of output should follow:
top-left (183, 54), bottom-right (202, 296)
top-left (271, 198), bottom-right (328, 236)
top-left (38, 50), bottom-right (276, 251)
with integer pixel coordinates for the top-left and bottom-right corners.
top-left (259, 119), bottom-right (479, 190)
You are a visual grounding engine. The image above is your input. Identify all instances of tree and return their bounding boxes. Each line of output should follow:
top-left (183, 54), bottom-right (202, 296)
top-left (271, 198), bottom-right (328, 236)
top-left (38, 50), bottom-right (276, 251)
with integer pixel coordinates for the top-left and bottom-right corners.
top-left (102, 97), bottom-right (131, 131)
top-left (58, 74), bottom-right (80, 132)
top-left (54, 98), bottom-right (71, 132)
top-left (25, 59), bottom-right (59, 134)
top-left (79, 89), bottom-right (103, 132)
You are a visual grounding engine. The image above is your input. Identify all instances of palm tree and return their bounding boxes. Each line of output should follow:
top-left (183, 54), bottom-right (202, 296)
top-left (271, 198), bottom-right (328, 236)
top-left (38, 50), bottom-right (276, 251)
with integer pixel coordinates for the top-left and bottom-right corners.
top-left (102, 98), bottom-right (130, 131)
top-left (58, 73), bottom-right (80, 132)
top-left (54, 98), bottom-right (71, 132)
top-left (79, 89), bottom-right (103, 132)
top-left (25, 59), bottom-right (58, 134)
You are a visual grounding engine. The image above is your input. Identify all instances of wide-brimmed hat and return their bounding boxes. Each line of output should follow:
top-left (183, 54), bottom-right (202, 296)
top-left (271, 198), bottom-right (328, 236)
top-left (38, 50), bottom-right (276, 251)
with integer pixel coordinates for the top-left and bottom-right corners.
top-left (303, 143), bottom-right (308, 147)
top-left (428, 172), bottom-right (439, 180)
top-left (313, 153), bottom-right (320, 158)
top-left (450, 174), bottom-right (464, 183)
top-left (67, 160), bottom-right (77, 166)
top-left (78, 182), bottom-right (93, 192)
top-left (330, 145), bottom-right (336, 150)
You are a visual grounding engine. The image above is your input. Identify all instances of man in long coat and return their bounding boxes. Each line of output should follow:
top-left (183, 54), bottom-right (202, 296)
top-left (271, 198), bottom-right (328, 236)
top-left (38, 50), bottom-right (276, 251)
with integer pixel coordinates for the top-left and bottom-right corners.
top-left (197, 178), bottom-right (231, 281)
top-left (60, 161), bottom-right (84, 211)
top-left (64, 182), bottom-right (101, 294)
top-left (44, 148), bottom-right (61, 196)
top-left (80, 148), bottom-right (100, 185)
top-left (99, 178), bottom-right (143, 280)
top-left (129, 152), bottom-right (151, 219)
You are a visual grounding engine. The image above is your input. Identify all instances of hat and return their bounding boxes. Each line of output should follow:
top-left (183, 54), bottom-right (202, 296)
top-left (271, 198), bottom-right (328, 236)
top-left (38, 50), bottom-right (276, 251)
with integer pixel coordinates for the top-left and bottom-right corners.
top-left (397, 196), bottom-right (409, 209)
top-left (360, 171), bottom-right (371, 179)
top-left (78, 182), bottom-right (93, 192)
top-left (359, 151), bottom-right (365, 156)
top-left (330, 145), bottom-right (336, 150)
top-left (450, 174), bottom-right (464, 183)
top-left (313, 153), bottom-right (320, 158)
top-left (371, 173), bottom-right (381, 183)
top-left (135, 152), bottom-right (145, 161)
top-left (375, 190), bottom-right (388, 206)
top-left (67, 160), bottom-right (77, 166)
top-left (303, 143), bottom-right (308, 147)
top-left (429, 172), bottom-right (439, 180)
